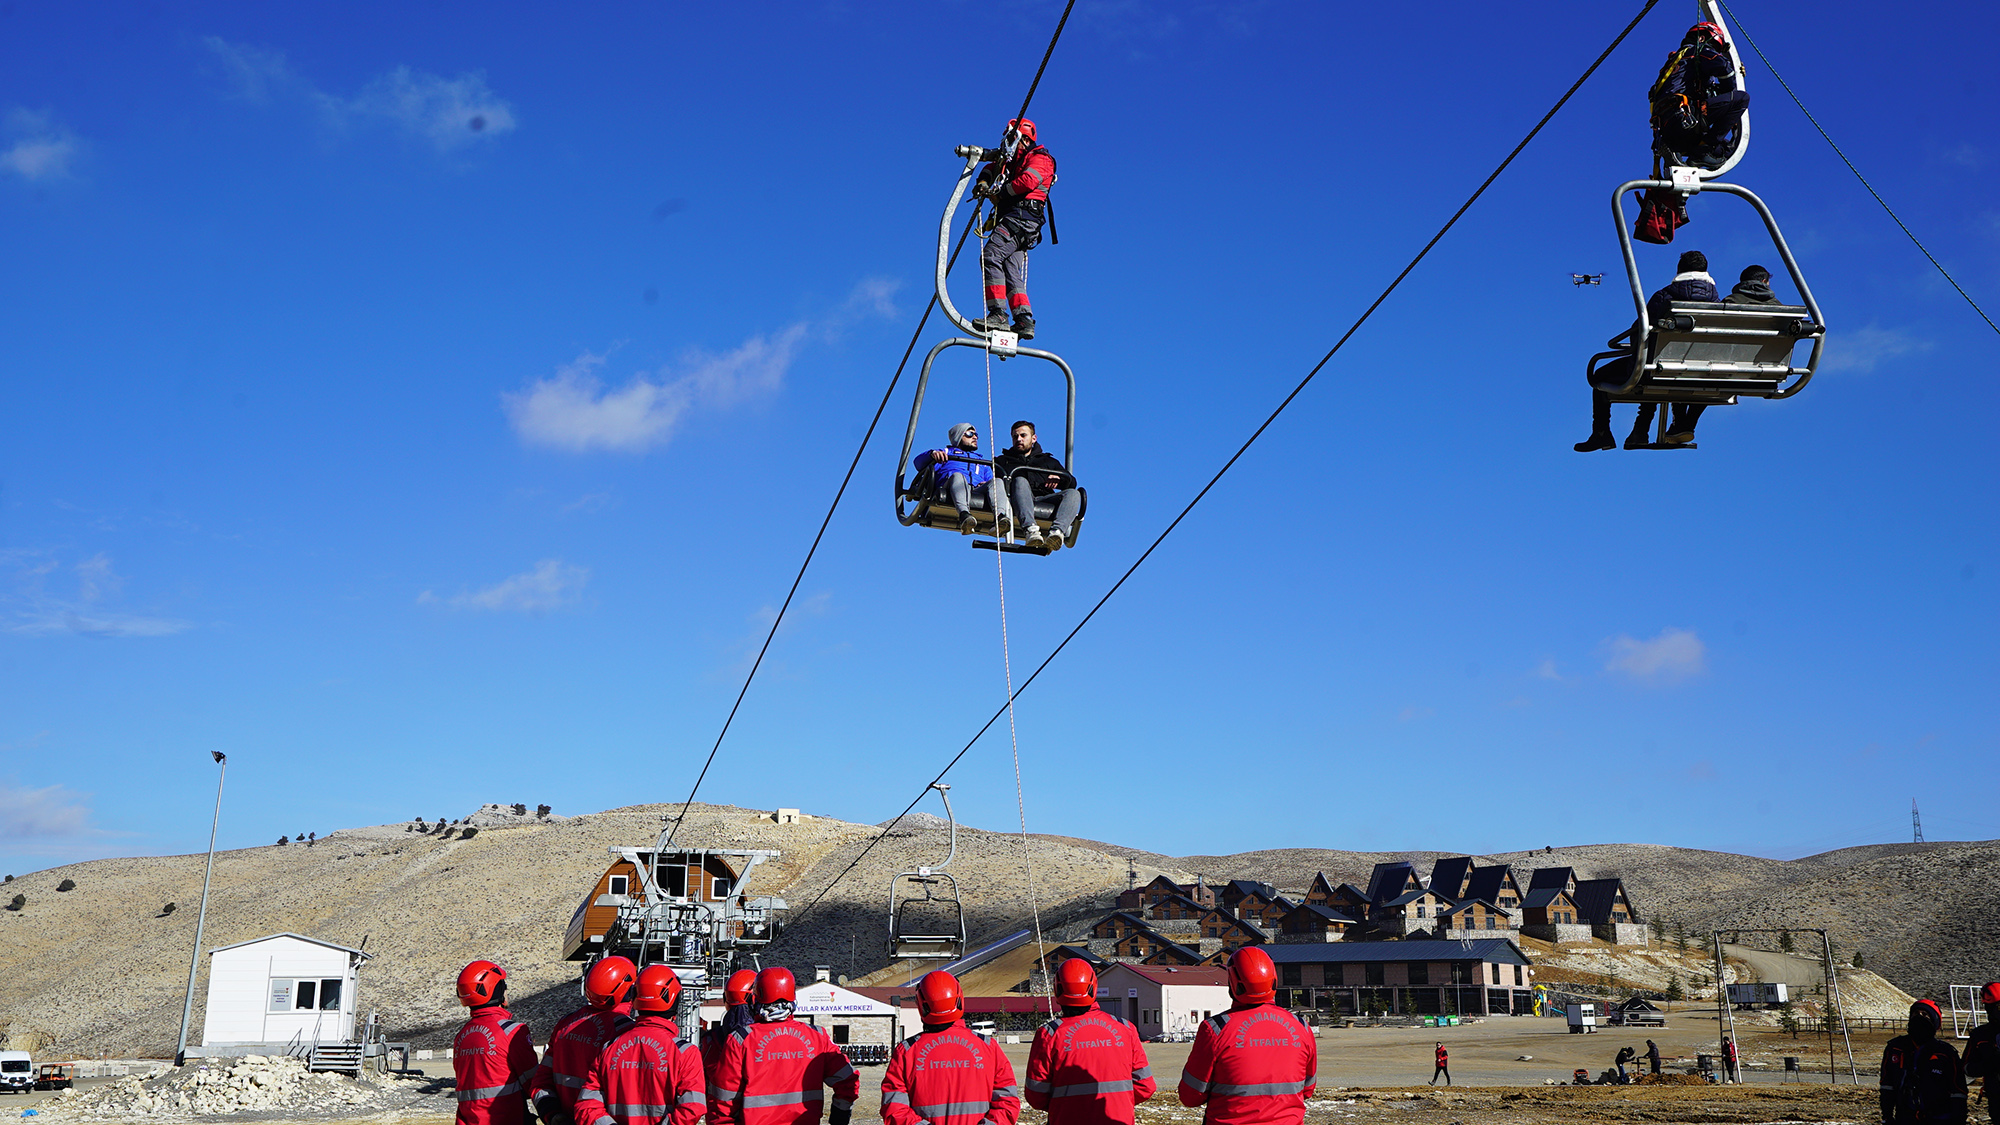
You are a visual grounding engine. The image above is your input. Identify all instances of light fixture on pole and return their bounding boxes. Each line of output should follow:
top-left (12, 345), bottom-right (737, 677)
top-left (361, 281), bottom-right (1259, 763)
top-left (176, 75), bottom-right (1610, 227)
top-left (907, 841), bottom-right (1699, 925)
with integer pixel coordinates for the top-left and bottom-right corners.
top-left (174, 751), bottom-right (227, 1068)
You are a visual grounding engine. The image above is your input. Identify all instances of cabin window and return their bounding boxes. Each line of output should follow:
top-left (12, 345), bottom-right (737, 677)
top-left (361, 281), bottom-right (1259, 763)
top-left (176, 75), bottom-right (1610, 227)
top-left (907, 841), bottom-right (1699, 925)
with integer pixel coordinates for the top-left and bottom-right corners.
top-left (1365, 963), bottom-right (1384, 985)
top-left (1484, 915), bottom-right (1496, 931)
top-left (318, 979), bottom-right (343, 1010)
top-left (712, 878), bottom-right (733, 899)
top-left (1281, 964), bottom-right (1302, 986)
top-left (1415, 906), bottom-right (1426, 918)
top-left (1514, 965), bottom-right (1525, 986)
top-left (609, 876), bottom-right (629, 896)
top-left (294, 981), bottom-right (317, 1010)
top-left (831, 1025), bottom-right (849, 1044)
top-left (1408, 962), bottom-right (1429, 985)
top-left (1491, 964), bottom-right (1502, 985)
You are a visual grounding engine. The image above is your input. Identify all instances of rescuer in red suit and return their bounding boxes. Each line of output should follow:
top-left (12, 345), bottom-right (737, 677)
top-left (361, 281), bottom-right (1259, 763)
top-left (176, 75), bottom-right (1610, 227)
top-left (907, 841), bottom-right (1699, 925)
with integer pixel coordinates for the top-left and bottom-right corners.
top-left (703, 970), bottom-right (759, 1123)
top-left (532, 956), bottom-right (639, 1125)
top-left (1025, 958), bottom-right (1155, 1125)
top-left (453, 960), bottom-right (541, 1125)
top-left (1177, 948), bottom-right (1317, 1125)
top-left (881, 971), bottom-right (1021, 1125)
top-left (575, 963), bottom-right (706, 1125)
top-left (713, 967), bottom-right (860, 1125)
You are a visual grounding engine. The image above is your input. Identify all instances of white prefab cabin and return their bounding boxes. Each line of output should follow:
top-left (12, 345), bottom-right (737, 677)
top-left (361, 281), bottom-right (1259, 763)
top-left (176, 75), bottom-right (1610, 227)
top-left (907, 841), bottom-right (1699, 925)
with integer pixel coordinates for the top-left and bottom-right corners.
top-left (201, 933), bottom-right (372, 1049)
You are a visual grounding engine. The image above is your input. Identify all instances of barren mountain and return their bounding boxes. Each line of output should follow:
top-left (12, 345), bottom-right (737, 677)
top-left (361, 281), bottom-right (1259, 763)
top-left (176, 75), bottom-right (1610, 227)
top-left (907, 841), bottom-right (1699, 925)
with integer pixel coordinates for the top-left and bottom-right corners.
top-left (1, 802), bottom-right (1989, 1059)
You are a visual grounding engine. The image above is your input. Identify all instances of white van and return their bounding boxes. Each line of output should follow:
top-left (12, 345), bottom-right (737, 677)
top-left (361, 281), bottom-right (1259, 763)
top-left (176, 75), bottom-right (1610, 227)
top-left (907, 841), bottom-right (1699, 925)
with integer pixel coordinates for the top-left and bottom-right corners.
top-left (0, 1052), bottom-right (34, 1093)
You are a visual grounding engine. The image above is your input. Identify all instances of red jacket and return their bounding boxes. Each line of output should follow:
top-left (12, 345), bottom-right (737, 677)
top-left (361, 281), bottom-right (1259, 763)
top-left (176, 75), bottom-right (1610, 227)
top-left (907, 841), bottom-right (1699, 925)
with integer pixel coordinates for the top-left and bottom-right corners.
top-left (981, 147), bottom-right (1055, 204)
top-left (533, 1003), bottom-right (635, 1112)
top-left (1435, 1047), bottom-right (1447, 1068)
top-left (882, 1024), bottom-right (1021, 1125)
top-left (454, 1006), bottom-right (540, 1125)
top-left (702, 1006), bottom-right (756, 1123)
top-left (1176, 1005), bottom-right (1317, 1125)
top-left (577, 1014), bottom-right (707, 1125)
top-left (1025, 1006), bottom-right (1155, 1125)
top-left (711, 1017), bottom-right (860, 1125)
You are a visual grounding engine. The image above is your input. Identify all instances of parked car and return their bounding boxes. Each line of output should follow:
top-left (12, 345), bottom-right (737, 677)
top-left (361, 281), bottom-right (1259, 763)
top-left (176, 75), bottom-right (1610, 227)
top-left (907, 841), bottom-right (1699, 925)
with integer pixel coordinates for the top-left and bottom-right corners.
top-left (0, 1052), bottom-right (33, 1094)
top-left (35, 1064), bottom-right (75, 1091)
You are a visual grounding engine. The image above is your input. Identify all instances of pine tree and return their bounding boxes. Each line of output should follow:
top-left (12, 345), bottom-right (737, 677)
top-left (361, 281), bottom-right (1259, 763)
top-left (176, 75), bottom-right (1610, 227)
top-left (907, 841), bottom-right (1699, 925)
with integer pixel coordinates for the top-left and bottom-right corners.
top-left (1665, 972), bottom-right (1684, 1001)
top-left (1778, 931), bottom-right (1794, 953)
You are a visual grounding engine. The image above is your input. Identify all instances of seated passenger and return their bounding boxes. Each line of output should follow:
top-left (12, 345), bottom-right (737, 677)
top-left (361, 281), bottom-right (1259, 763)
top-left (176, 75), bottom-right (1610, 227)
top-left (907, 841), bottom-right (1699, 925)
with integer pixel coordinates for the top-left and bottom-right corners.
top-left (1650, 22), bottom-right (1749, 171)
top-left (1575, 250), bottom-right (1717, 452)
top-left (994, 420), bottom-right (1081, 553)
top-left (1661, 264), bottom-right (1783, 443)
top-left (915, 422), bottom-right (1010, 536)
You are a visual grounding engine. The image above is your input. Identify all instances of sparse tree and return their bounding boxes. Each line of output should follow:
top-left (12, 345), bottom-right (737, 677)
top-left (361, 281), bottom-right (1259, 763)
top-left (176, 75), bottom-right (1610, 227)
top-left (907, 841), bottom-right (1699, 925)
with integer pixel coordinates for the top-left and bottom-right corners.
top-left (512, 803), bottom-right (527, 816)
top-left (1778, 996), bottom-right (1798, 1037)
top-left (7, 893), bottom-right (24, 911)
top-left (1650, 917), bottom-right (1666, 942)
top-left (405, 824), bottom-right (414, 833)
top-left (3, 875), bottom-right (12, 882)
top-left (162, 902), bottom-right (177, 915)
top-left (1675, 920), bottom-right (1691, 956)
top-left (55, 878), bottom-right (75, 892)
top-left (277, 836), bottom-right (289, 845)
top-left (1852, 949), bottom-right (1865, 969)
top-left (537, 804), bottom-right (551, 818)
top-left (1778, 931), bottom-right (1794, 953)
top-left (461, 827), bottom-right (479, 840)
top-left (1665, 973), bottom-right (1684, 1001)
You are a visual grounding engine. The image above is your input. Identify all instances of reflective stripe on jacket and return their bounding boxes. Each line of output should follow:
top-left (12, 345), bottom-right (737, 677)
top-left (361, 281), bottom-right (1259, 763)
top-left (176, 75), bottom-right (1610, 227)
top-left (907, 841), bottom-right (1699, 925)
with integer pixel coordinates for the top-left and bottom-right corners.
top-left (533, 1004), bottom-right (635, 1111)
top-left (454, 1007), bottom-right (540, 1125)
top-left (577, 1014), bottom-right (706, 1125)
top-left (881, 1024), bottom-right (1021, 1125)
top-left (1025, 1006), bottom-right (1155, 1125)
top-left (1880, 1035), bottom-right (1969, 1125)
top-left (712, 1018), bottom-right (860, 1125)
top-left (1176, 1006), bottom-right (1317, 1125)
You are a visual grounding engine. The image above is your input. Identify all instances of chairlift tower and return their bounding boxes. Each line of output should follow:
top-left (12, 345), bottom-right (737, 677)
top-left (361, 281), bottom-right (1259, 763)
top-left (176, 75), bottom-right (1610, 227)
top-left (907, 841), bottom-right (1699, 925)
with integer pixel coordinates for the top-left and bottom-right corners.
top-left (1912, 799), bottom-right (1924, 843)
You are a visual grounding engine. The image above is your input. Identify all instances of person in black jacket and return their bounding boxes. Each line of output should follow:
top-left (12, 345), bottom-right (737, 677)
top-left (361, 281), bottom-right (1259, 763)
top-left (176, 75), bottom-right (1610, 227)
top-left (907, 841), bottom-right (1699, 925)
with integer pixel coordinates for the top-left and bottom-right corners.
top-left (994, 420), bottom-right (1081, 553)
top-left (1575, 250), bottom-right (1718, 452)
top-left (1660, 264), bottom-right (1783, 444)
top-left (1644, 1039), bottom-right (1663, 1076)
top-left (1965, 984), bottom-right (2000, 1125)
top-left (1882, 1000), bottom-right (1969, 1125)
top-left (1651, 22), bottom-right (1749, 170)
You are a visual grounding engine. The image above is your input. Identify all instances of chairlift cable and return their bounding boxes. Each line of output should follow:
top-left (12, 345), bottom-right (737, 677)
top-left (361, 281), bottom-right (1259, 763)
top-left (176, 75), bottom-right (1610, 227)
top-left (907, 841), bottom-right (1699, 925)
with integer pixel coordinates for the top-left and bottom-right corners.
top-left (662, 0), bottom-right (1083, 845)
top-left (786, 0), bottom-right (1664, 931)
top-left (1715, 0), bottom-right (1999, 338)
top-left (983, 347), bottom-right (1052, 1013)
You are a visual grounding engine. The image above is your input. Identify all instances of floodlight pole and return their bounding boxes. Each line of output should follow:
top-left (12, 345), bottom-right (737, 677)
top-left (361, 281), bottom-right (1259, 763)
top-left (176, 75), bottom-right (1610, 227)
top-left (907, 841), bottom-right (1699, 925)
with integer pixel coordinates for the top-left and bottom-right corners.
top-left (174, 751), bottom-right (227, 1067)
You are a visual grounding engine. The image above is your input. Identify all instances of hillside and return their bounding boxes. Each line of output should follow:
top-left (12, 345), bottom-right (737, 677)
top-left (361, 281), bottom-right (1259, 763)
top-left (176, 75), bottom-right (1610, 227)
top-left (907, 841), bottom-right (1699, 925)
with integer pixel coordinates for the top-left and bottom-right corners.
top-left (1, 803), bottom-right (1991, 1057)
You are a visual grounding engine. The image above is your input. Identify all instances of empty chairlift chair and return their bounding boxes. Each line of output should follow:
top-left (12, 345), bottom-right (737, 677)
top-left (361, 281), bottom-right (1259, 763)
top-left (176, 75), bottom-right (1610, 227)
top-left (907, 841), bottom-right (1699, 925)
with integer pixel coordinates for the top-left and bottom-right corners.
top-left (886, 784), bottom-right (968, 961)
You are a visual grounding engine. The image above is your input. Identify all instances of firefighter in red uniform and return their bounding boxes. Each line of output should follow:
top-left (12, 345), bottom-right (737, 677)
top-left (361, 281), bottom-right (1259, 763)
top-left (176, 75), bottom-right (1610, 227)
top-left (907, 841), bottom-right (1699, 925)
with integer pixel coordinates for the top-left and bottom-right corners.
top-left (1026, 959), bottom-right (1154, 1125)
top-left (703, 970), bottom-right (760, 1123)
top-left (973, 119), bottom-right (1055, 340)
top-left (1177, 948), bottom-right (1317, 1125)
top-left (453, 960), bottom-right (541, 1125)
top-left (882, 971), bottom-right (1021, 1125)
top-left (577, 964), bottom-right (707, 1125)
top-left (532, 956), bottom-right (640, 1125)
top-left (713, 967), bottom-right (860, 1125)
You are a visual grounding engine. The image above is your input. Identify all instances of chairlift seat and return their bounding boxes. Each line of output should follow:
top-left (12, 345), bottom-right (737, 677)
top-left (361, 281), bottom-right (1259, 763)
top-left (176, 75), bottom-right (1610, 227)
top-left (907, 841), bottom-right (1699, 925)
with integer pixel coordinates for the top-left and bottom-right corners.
top-left (903, 469), bottom-right (1087, 546)
top-left (1590, 301), bottom-right (1820, 404)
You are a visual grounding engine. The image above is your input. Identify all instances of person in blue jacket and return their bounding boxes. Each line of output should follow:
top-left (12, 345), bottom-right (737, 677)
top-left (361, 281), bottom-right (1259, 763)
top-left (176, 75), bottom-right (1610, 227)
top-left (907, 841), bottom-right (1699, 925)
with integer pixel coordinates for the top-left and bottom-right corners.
top-left (915, 422), bottom-right (1011, 536)
top-left (1575, 250), bottom-right (1719, 452)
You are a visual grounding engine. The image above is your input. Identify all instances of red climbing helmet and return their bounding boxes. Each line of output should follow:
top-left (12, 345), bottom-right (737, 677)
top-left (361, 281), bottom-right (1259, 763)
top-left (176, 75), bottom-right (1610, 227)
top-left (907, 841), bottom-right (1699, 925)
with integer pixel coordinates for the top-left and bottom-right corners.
top-left (1227, 947), bottom-right (1277, 1006)
top-left (457, 960), bottom-right (506, 1007)
top-left (1008, 119), bottom-right (1037, 146)
top-left (1684, 21), bottom-right (1729, 47)
top-left (757, 966), bottom-right (798, 1006)
top-left (725, 969), bottom-right (758, 1007)
top-left (1981, 982), bottom-right (2000, 1005)
top-left (1055, 959), bottom-right (1098, 1008)
top-left (634, 964), bottom-right (682, 1013)
top-left (917, 970), bottom-right (965, 1024)
top-left (584, 956), bottom-right (638, 1010)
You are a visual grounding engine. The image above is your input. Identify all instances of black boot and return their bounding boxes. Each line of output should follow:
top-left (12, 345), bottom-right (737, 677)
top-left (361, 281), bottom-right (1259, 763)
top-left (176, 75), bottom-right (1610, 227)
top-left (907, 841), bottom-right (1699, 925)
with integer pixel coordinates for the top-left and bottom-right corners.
top-left (1576, 390), bottom-right (1615, 451)
top-left (1574, 431), bottom-right (1615, 452)
top-left (1624, 402), bottom-right (1658, 449)
top-left (1012, 312), bottom-right (1036, 340)
top-left (977, 310), bottom-right (1010, 332)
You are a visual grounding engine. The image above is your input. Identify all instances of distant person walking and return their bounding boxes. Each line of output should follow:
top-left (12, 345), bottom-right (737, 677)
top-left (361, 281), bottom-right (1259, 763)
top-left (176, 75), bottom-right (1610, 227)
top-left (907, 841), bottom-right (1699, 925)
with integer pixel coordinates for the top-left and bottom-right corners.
top-left (1722, 1036), bottom-right (1740, 1083)
top-left (1881, 1000), bottom-right (1968, 1125)
top-left (1644, 1040), bottom-right (1663, 1076)
top-left (1964, 984), bottom-right (1999, 1125)
top-left (1429, 1043), bottom-right (1449, 1086)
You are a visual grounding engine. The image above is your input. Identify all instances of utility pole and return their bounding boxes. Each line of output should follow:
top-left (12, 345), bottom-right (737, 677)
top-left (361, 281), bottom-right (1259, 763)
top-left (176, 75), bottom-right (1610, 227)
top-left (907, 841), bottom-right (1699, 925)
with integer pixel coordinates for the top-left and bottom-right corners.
top-left (175, 751), bottom-right (228, 1067)
top-left (1912, 799), bottom-right (1925, 843)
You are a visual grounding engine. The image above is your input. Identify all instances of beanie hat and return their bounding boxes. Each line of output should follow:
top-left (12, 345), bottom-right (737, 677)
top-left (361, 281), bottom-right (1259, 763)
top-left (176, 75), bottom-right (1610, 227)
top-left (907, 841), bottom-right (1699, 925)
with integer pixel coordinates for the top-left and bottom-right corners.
top-left (1740, 264), bottom-right (1771, 282)
top-left (1677, 250), bottom-right (1709, 274)
top-left (948, 422), bottom-right (976, 447)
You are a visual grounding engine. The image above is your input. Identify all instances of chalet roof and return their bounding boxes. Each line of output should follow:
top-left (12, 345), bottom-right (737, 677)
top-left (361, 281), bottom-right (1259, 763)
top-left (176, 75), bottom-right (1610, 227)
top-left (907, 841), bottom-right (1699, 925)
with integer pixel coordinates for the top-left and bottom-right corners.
top-left (1381, 887), bottom-right (1451, 908)
top-left (1141, 874), bottom-right (1180, 891)
top-left (1438, 897), bottom-right (1502, 916)
top-left (209, 932), bottom-right (373, 960)
top-left (1258, 939), bottom-right (1531, 967)
top-left (1429, 857), bottom-right (1475, 897)
top-left (1522, 887), bottom-right (1574, 910)
top-left (1141, 942), bottom-right (1205, 965)
top-left (1366, 862), bottom-right (1418, 903)
top-left (1282, 903), bottom-right (1359, 925)
top-left (1332, 882), bottom-right (1370, 901)
top-left (1464, 864), bottom-right (1521, 902)
top-left (1200, 910), bottom-right (1267, 938)
top-left (1527, 867), bottom-right (1577, 893)
top-left (1150, 893), bottom-right (1207, 914)
top-left (1222, 879), bottom-right (1279, 900)
top-left (1308, 873), bottom-right (1337, 895)
top-left (1570, 878), bottom-right (1635, 925)
top-left (1097, 910), bottom-right (1150, 929)
top-left (1036, 944), bottom-right (1111, 969)
top-left (1109, 964), bottom-right (1230, 987)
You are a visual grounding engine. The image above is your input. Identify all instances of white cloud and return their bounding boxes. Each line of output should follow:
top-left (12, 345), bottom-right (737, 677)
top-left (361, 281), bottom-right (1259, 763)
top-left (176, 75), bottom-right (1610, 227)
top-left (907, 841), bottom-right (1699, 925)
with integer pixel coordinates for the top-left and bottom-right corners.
top-left (11, 612), bottom-right (188, 638)
top-left (1533, 658), bottom-right (1563, 681)
top-left (1, 551), bottom-right (187, 638)
top-left (204, 37), bottom-right (515, 151)
top-left (0, 781), bottom-right (102, 856)
top-left (0, 108), bottom-right (80, 181)
top-left (428, 559), bottom-right (590, 613)
top-left (506, 325), bottom-right (808, 453)
top-left (1603, 627), bottom-right (1707, 684)
top-left (842, 277), bottom-right (901, 320)
top-left (1820, 325), bottom-right (1928, 375)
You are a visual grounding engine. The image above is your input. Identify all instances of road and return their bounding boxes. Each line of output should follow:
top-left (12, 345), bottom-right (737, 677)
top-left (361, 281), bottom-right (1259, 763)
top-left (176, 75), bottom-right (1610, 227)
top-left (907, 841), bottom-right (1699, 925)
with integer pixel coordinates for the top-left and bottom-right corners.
top-left (1722, 944), bottom-right (1829, 989)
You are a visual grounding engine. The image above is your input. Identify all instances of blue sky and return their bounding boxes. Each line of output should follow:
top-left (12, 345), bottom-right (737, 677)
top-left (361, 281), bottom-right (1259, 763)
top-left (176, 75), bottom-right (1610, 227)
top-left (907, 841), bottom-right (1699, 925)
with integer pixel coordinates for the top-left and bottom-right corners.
top-left (3, 0), bottom-right (1996, 879)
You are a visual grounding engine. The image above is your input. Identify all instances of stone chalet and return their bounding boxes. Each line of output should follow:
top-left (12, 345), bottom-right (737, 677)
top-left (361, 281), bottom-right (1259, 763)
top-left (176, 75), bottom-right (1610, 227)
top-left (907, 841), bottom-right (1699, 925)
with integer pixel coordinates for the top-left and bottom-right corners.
top-left (1260, 938), bottom-right (1535, 1017)
top-left (1274, 902), bottom-right (1361, 944)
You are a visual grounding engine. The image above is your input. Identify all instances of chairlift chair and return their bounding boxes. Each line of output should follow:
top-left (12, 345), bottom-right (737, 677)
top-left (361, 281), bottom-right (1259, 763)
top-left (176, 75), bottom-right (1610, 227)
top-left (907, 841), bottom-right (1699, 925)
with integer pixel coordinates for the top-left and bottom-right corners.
top-left (887, 784), bottom-right (969, 961)
top-left (893, 141), bottom-right (1085, 554)
top-left (1586, 0), bottom-right (1826, 447)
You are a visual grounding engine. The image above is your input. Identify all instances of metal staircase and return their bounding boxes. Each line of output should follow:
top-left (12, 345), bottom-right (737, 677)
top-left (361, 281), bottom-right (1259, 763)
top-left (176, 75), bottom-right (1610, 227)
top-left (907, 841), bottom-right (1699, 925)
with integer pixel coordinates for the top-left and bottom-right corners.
top-left (307, 1042), bottom-right (363, 1075)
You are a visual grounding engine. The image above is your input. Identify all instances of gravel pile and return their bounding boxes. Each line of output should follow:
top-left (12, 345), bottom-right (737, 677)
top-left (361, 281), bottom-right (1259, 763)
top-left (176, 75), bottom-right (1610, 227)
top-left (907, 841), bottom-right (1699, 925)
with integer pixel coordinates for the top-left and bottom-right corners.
top-left (37, 1055), bottom-right (451, 1120)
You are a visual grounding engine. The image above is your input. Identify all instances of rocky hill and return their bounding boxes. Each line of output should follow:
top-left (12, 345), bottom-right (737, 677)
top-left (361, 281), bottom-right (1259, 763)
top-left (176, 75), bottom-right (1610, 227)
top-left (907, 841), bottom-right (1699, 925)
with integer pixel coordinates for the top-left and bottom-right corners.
top-left (1, 802), bottom-right (1990, 1057)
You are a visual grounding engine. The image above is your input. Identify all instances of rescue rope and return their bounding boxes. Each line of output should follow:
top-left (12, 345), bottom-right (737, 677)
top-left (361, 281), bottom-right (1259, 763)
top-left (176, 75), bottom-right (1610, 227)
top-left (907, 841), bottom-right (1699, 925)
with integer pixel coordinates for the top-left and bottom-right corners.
top-left (983, 346), bottom-right (1052, 1014)
top-left (786, 0), bottom-right (1665, 931)
top-left (663, 0), bottom-right (1079, 849)
top-left (1718, 0), bottom-right (2000, 339)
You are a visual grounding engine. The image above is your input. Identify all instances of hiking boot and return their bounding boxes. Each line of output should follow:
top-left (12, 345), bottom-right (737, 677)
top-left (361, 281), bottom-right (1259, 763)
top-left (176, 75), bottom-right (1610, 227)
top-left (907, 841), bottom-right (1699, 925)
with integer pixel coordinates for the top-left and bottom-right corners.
top-left (977, 311), bottom-right (1011, 332)
top-left (1012, 312), bottom-right (1036, 340)
top-left (1623, 429), bottom-right (1653, 450)
top-left (1046, 526), bottom-right (1066, 552)
top-left (1574, 431), bottom-right (1616, 453)
top-left (1023, 525), bottom-right (1045, 549)
top-left (1663, 430), bottom-right (1696, 445)
top-left (957, 511), bottom-right (977, 535)
top-left (996, 513), bottom-right (1013, 541)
